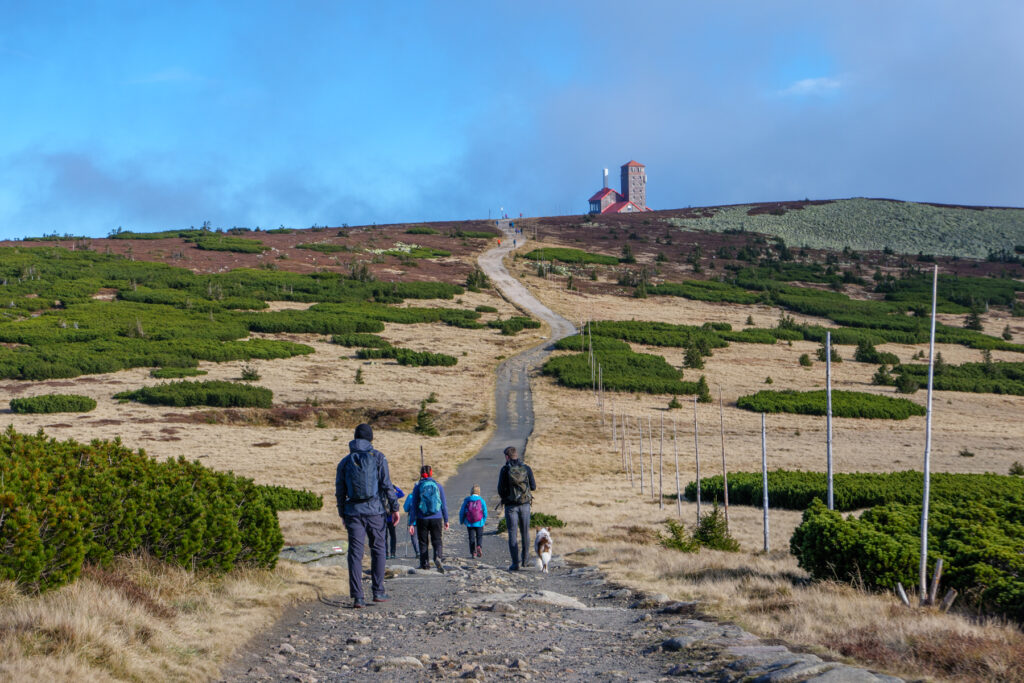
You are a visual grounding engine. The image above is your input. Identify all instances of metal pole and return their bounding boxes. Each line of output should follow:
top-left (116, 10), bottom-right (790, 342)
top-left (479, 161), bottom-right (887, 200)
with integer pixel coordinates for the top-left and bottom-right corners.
top-left (625, 417), bottom-right (634, 486)
top-left (648, 416), bottom-right (655, 501)
top-left (658, 414), bottom-right (664, 509)
top-left (762, 412), bottom-right (769, 553)
top-left (673, 418), bottom-right (681, 517)
top-left (638, 417), bottom-right (644, 495)
top-left (919, 265), bottom-right (938, 604)
top-left (420, 445), bottom-right (424, 469)
top-left (826, 330), bottom-right (834, 510)
top-left (719, 386), bottom-right (729, 530)
top-left (694, 396), bottom-right (702, 522)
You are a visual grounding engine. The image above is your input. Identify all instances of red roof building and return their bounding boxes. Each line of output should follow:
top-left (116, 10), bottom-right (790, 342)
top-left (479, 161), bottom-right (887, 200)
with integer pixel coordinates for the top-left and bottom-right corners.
top-left (588, 161), bottom-right (650, 214)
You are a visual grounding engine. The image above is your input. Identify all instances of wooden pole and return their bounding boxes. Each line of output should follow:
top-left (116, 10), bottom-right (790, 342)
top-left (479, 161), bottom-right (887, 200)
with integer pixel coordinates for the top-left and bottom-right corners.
top-left (626, 417), bottom-right (634, 486)
top-left (620, 411), bottom-right (627, 473)
top-left (658, 414), bottom-right (664, 510)
top-left (673, 418), bottom-right (681, 517)
top-left (694, 396), bottom-right (702, 522)
top-left (719, 386), bottom-right (729, 530)
top-left (896, 582), bottom-right (911, 607)
top-left (420, 445), bottom-right (424, 469)
top-left (928, 557), bottom-right (944, 606)
top-left (761, 412), bottom-right (769, 553)
top-left (826, 330), bottom-right (834, 510)
top-left (611, 403), bottom-right (617, 449)
top-left (919, 264), bottom-right (938, 604)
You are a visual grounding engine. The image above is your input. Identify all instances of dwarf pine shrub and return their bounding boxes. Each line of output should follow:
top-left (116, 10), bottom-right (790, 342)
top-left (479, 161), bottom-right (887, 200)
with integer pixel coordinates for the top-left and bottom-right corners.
top-left (10, 394), bottom-right (96, 414)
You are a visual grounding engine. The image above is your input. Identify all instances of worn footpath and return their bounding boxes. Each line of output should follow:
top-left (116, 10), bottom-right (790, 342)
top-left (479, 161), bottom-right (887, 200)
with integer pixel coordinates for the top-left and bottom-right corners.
top-left (220, 228), bottom-right (905, 682)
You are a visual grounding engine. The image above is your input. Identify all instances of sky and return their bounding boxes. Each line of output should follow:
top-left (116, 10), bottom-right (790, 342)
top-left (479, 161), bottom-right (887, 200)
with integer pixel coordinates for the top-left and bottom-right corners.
top-left (1, 1), bottom-right (1022, 239)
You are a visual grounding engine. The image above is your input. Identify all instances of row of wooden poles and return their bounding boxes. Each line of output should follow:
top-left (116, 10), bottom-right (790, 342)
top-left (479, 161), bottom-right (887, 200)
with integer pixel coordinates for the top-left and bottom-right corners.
top-left (578, 266), bottom-right (952, 608)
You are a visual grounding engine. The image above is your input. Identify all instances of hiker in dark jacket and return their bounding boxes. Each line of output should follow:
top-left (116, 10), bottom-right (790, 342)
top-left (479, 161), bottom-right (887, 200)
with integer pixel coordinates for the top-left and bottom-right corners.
top-left (497, 446), bottom-right (536, 571)
top-left (407, 465), bottom-right (449, 572)
top-left (335, 423), bottom-right (400, 608)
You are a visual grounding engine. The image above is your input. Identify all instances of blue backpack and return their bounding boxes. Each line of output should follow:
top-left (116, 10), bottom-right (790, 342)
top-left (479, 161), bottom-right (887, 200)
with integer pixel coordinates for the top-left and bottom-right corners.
top-left (418, 479), bottom-right (442, 516)
top-left (344, 451), bottom-right (378, 502)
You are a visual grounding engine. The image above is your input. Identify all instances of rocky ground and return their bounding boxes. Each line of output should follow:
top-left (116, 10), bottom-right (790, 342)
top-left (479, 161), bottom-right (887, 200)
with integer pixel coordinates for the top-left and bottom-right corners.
top-left (220, 542), bottom-right (904, 683)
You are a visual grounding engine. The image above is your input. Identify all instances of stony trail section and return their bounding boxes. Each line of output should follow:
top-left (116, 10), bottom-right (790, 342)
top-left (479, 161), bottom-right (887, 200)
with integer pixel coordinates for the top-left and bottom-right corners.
top-left (220, 227), bottom-right (904, 682)
top-left (220, 553), bottom-right (902, 682)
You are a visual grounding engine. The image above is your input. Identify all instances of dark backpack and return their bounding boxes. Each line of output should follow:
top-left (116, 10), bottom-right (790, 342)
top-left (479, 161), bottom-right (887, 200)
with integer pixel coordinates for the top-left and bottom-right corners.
top-left (507, 463), bottom-right (531, 504)
top-left (418, 479), bottom-right (442, 516)
top-left (344, 451), bottom-right (378, 502)
top-left (465, 498), bottom-right (483, 523)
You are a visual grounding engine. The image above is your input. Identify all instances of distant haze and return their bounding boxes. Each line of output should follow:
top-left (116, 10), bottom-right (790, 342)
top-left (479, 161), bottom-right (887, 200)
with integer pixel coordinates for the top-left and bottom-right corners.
top-left (1, 1), bottom-right (1022, 239)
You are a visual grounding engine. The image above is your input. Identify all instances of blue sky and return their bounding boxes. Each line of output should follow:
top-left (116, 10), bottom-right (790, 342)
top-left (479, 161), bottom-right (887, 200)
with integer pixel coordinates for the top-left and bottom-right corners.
top-left (1, 1), bottom-right (1022, 239)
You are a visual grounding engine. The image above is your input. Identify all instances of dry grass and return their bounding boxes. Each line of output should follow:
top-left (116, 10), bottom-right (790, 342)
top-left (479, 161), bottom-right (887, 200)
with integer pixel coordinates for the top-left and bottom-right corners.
top-left (0, 554), bottom-right (348, 682)
top-left (519, 274), bottom-right (1024, 682)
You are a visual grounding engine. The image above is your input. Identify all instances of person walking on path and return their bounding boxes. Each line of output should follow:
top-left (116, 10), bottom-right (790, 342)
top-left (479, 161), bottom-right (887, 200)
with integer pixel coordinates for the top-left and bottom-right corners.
top-left (386, 485), bottom-right (405, 559)
top-left (459, 484), bottom-right (488, 558)
top-left (497, 446), bottom-right (536, 571)
top-left (403, 484), bottom-right (420, 558)
top-left (408, 465), bottom-right (449, 573)
top-left (335, 423), bottom-right (400, 608)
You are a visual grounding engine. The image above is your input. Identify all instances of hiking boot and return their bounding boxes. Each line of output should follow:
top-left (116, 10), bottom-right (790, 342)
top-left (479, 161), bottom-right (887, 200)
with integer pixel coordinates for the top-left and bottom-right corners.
top-left (434, 558), bottom-right (445, 574)
top-left (372, 594), bottom-right (390, 603)
top-left (352, 600), bottom-right (365, 609)
top-left (508, 564), bottom-right (519, 572)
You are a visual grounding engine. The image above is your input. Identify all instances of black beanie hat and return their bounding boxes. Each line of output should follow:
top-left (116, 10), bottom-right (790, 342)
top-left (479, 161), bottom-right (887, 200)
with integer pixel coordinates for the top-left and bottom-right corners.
top-left (355, 423), bottom-right (373, 441)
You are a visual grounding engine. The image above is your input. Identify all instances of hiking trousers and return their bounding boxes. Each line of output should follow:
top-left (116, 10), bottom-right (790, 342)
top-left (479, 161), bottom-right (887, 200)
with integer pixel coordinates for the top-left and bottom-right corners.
top-left (343, 513), bottom-right (387, 603)
top-left (417, 517), bottom-right (444, 567)
top-left (504, 503), bottom-right (530, 568)
top-left (467, 527), bottom-right (483, 556)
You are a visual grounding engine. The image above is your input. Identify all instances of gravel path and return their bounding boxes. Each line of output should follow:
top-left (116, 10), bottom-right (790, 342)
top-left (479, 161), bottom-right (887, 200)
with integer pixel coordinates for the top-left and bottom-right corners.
top-left (220, 226), bottom-right (903, 682)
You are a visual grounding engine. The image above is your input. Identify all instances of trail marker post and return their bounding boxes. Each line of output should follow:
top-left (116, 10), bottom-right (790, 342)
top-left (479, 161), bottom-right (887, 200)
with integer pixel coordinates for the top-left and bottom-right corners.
top-left (919, 265), bottom-right (939, 605)
top-left (826, 330), bottom-right (834, 510)
top-left (719, 386), bottom-right (729, 530)
top-left (658, 414), bottom-right (664, 510)
top-left (694, 396), bottom-right (701, 522)
top-left (761, 413), bottom-right (769, 553)
top-left (648, 416), bottom-right (655, 501)
top-left (673, 418), bottom-right (681, 517)
top-left (638, 416), bottom-right (645, 495)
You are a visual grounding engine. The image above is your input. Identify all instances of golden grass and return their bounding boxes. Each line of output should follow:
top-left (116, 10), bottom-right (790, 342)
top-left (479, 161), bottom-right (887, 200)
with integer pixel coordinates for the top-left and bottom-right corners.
top-left (0, 554), bottom-right (348, 682)
top-left (519, 273), bottom-right (1024, 681)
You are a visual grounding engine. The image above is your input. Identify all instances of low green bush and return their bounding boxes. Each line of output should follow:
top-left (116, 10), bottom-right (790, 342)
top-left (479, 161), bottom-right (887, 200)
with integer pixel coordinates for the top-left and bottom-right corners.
top-left (522, 247), bottom-right (619, 266)
top-left (405, 226), bottom-right (439, 235)
top-left (256, 484), bottom-right (323, 511)
top-left (686, 469), bottom-right (1024, 512)
top-left (151, 367), bottom-right (207, 378)
top-left (474, 305), bottom-right (498, 313)
top-left (496, 511), bottom-right (565, 533)
top-left (454, 230), bottom-right (498, 239)
top-left (895, 360), bottom-right (1024, 396)
top-left (114, 380), bottom-right (273, 408)
top-left (330, 333), bottom-right (392, 348)
top-left (791, 498), bottom-right (1024, 621)
top-left (188, 235), bottom-right (266, 253)
top-left (736, 389), bottom-right (925, 419)
top-left (296, 242), bottom-right (350, 254)
top-left (355, 347), bottom-right (457, 367)
top-left (543, 348), bottom-right (709, 397)
top-left (488, 316), bottom-right (541, 335)
top-left (0, 428), bottom-right (292, 593)
top-left (10, 394), bottom-right (96, 414)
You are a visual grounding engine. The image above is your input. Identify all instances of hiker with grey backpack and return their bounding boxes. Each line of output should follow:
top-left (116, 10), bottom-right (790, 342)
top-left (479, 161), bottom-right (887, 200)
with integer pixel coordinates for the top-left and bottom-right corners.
top-left (497, 446), bottom-right (536, 571)
top-left (335, 424), bottom-right (400, 608)
top-left (407, 465), bottom-right (449, 572)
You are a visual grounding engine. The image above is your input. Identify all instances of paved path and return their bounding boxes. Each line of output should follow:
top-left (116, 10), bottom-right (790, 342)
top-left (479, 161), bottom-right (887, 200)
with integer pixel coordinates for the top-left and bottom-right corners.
top-left (221, 227), bottom-right (903, 682)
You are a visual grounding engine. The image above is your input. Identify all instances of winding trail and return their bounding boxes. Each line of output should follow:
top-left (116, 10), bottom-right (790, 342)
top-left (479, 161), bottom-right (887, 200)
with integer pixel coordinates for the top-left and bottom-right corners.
top-left (221, 225), bottom-right (903, 682)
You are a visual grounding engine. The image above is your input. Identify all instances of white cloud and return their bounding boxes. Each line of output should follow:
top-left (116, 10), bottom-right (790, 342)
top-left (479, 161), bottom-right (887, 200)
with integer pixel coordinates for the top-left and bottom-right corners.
top-left (780, 76), bottom-right (842, 97)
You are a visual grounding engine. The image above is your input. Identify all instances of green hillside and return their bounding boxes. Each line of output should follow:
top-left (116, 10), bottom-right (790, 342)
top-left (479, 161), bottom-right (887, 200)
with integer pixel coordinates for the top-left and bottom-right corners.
top-left (665, 198), bottom-right (1024, 258)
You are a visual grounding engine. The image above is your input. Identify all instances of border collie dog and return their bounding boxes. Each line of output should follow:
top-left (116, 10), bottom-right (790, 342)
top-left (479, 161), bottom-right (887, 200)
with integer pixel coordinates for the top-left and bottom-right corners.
top-left (534, 527), bottom-right (552, 573)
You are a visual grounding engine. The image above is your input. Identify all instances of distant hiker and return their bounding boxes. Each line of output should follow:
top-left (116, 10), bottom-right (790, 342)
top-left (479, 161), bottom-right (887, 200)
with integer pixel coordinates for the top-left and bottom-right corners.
top-left (403, 481), bottom-right (420, 557)
top-left (497, 446), bottom-right (536, 571)
top-left (459, 484), bottom-right (488, 558)
top-left (408, 465), bottom-right (449, 572)
top-left (335, 423), bottom-right (400, 608)
top-left (386, 485), bottom-right (405, 559)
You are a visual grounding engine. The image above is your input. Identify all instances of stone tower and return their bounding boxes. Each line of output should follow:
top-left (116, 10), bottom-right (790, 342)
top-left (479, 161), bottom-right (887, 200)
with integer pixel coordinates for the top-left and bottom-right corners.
top-left (620, 161), bottom-right (646, 210)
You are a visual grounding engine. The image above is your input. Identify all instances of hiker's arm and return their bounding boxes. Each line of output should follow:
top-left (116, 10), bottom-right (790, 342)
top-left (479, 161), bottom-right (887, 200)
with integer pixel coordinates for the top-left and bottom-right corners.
top-left (335, 461), bottom-right (347, 516)
top-left (440, 486), bottom-right (449, 525)
top-left (528, 465), bottom-right (537, 491)
top-left (497, 467), bottom-right (508, 500)
top-left (378, 454), bottom-right (399, 514)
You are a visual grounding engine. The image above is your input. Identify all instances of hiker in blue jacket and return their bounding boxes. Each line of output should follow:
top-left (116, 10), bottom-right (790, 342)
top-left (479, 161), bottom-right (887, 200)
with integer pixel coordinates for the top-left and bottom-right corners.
top-left (386, 485), bottom-right (405, 559)
top-left (459, 484), bottom-right (488, 558)
top-left (335, 424), bottom-right (399, 608)
top-left (407, 465), bottom-right (449, 572)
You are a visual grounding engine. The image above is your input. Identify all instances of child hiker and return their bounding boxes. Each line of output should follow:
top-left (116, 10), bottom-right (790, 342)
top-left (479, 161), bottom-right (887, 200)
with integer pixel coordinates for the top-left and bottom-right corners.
top-left (403, 484), bottom-right (419, 558)
top-left (459, 484), bottom-right (488, 558)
